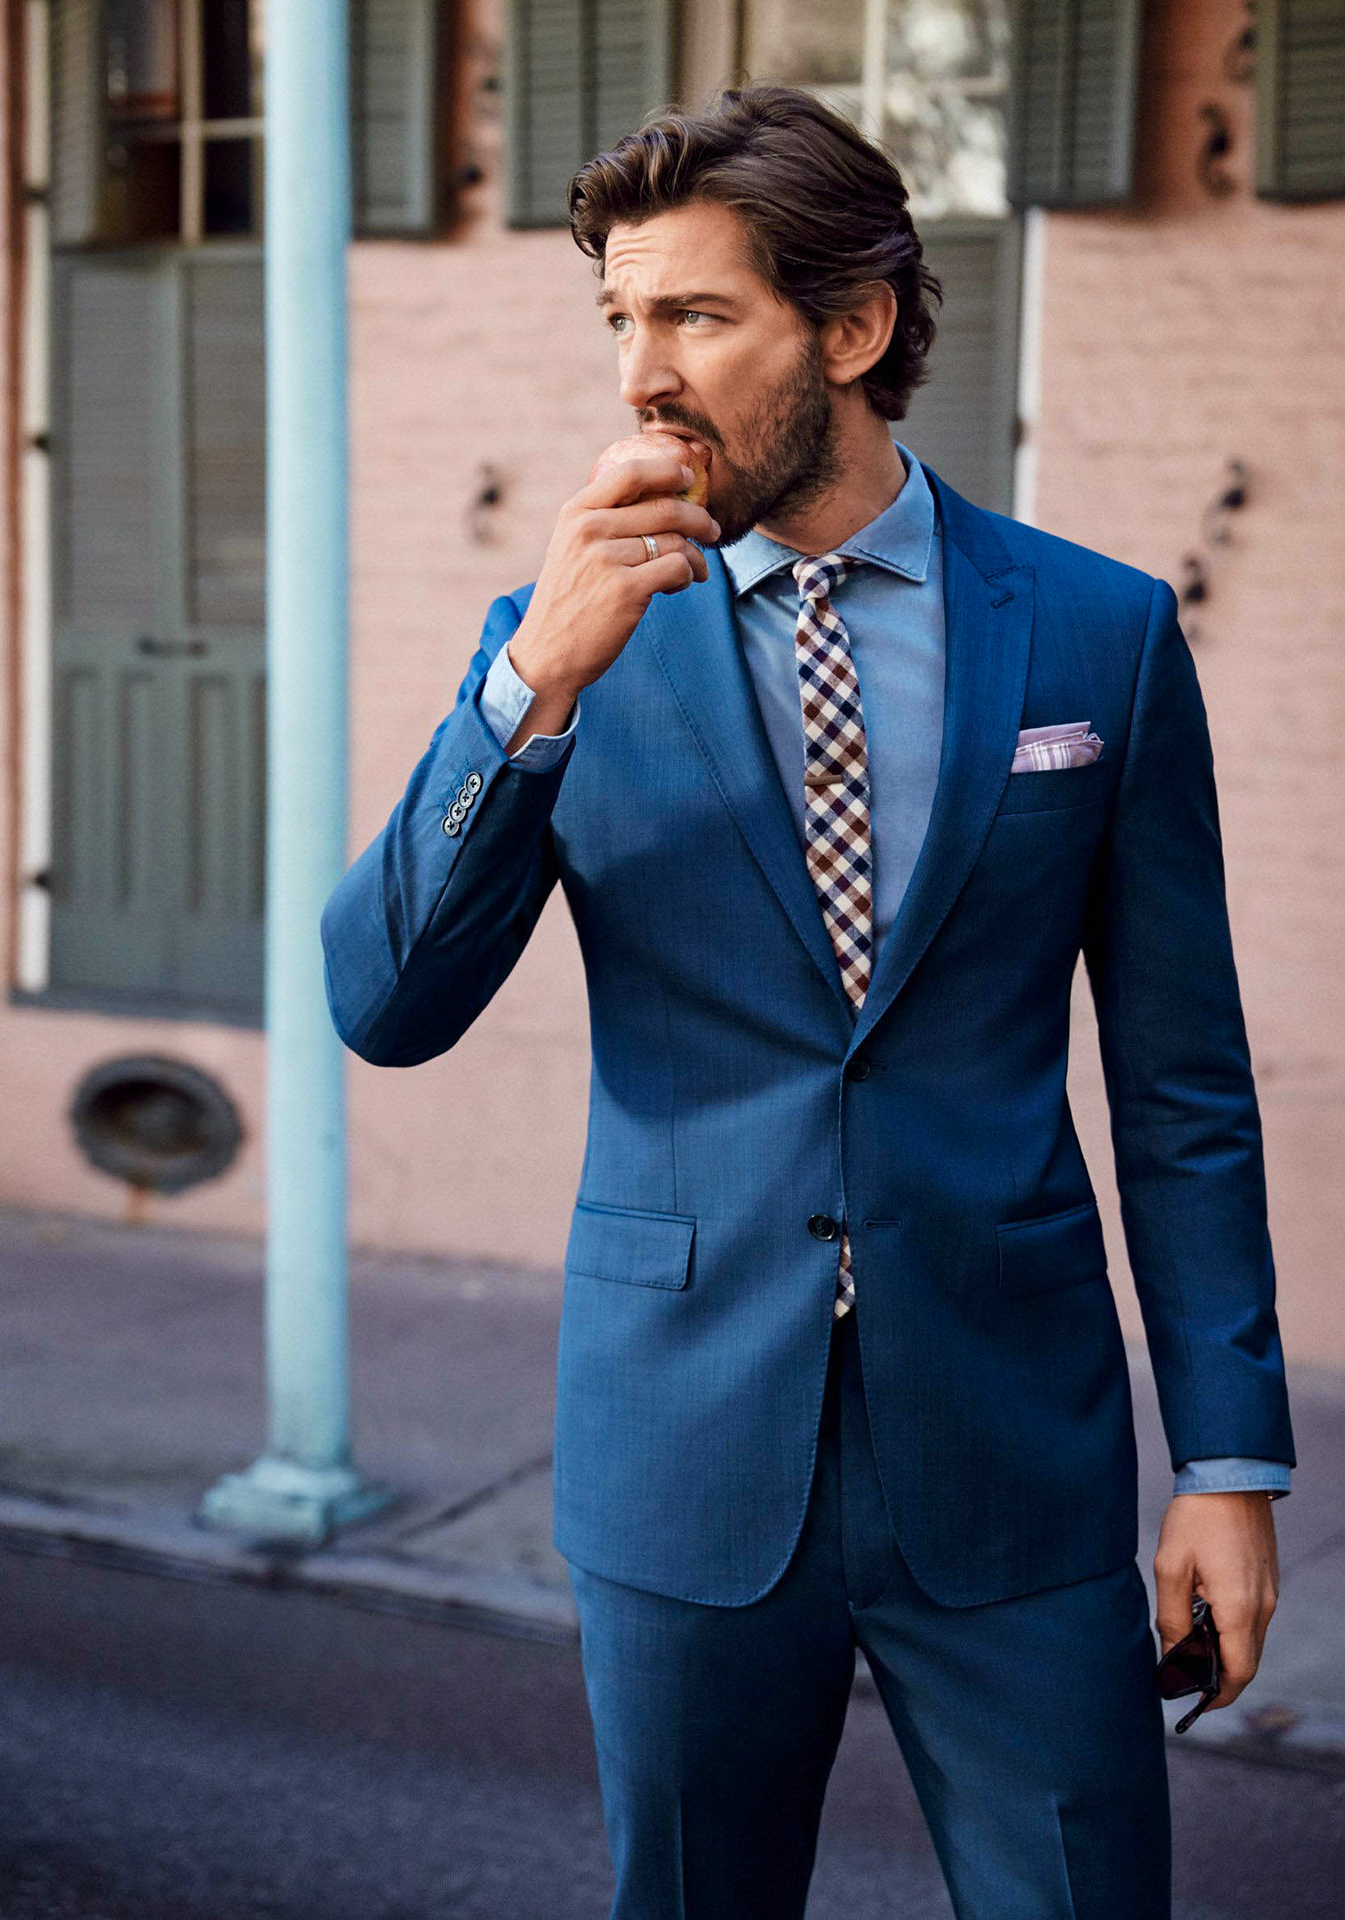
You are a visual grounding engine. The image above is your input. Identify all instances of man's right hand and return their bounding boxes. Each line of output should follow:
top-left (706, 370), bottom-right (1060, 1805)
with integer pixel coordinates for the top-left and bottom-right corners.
top-left (504, 450), bottom-right (720, 746)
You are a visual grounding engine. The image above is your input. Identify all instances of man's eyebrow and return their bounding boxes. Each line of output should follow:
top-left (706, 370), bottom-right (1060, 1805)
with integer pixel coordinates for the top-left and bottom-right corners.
top-left (595, 288), bottom-right (738, 312)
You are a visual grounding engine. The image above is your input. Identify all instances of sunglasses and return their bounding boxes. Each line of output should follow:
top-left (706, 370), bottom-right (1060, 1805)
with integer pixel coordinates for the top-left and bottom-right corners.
top-left (1155, 1595), bottom-right (1222, 1733)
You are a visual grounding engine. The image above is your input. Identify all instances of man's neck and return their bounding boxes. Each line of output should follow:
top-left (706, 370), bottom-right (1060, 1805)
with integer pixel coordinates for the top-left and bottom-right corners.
top-left (753, 415), bottom-right (906, 557)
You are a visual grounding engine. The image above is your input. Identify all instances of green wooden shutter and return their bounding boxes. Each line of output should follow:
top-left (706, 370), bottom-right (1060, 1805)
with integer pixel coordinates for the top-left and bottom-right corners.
top-left (505, 0), bottom-right (675, 228)
top-left (1008, 0), bottom-right (1143, 208)
top-left (49, 0), bottom-right (106, 246)
top-left (897, 219), bottom-right (1023, 517)
top-left (350, 0), bottom-right (443, 234)
top-left (176, 254), bottom-right (267, 1004)
top-left (1256, 0), bottom-right (1345, 201)
top-left (50, 255), bottom-right (176, 997)
top-left (49, 252), bottom-right (265, 1013)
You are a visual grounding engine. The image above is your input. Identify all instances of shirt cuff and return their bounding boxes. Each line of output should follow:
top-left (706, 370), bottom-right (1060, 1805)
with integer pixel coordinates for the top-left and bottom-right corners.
top-left (479, 641), bottom-right (580, 773)
top-left (1173, 1456), bottom-right (1291, 1499)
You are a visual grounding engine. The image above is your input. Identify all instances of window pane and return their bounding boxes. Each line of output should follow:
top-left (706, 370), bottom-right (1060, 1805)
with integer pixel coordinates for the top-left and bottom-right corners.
top-left (744, 0), bottom-right (1009, 221)
top-left (106, 0), bottom-right (181, 123)
top-left (204, 0), bottom-right (260, 120)
top-left (106, 134), bottom-right (181, 240)
top-left (882, 0), bottom-right (1009, 218)
top-left (203, 137), bottom-right (257, 234)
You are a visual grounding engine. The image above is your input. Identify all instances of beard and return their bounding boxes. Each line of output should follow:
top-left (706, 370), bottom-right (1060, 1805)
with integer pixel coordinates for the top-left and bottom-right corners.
top-left (640, 328), bottom-right (842, 548)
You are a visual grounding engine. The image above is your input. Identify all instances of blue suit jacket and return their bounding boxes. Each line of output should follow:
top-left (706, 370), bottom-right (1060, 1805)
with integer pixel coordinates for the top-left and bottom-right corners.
top-left (321, 469), bottom-right (1295, 1609)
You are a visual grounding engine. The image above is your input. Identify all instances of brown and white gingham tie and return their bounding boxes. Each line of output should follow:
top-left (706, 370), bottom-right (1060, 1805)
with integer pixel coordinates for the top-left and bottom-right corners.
top-left (792, 552), bottom-right (872, 1320)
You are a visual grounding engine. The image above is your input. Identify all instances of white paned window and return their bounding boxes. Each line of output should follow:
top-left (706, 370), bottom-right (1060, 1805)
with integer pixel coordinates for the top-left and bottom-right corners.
top-left (745, 0), bottom-right (1010, 222)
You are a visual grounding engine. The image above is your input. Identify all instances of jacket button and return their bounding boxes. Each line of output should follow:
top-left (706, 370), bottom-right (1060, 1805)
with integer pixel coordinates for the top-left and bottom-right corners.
top-left (846, 1054), bottom-right (872, 1082)
top-left (807, 1213), bottom-right (839, 1242)
top-left (443, 817), bottom-right (461, 837)
top-left (464, 771), bottom-right (483, 795)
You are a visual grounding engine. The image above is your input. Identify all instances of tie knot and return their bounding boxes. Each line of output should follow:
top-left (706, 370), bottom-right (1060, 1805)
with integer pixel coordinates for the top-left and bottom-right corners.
top-left (793, 552), bottom-right (851, 605)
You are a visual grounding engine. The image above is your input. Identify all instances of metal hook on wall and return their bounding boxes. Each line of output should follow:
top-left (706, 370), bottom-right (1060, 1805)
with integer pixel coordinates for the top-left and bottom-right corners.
top-left (1202, 459), bottom-right (1249, 547)
top-left (1178, 553), bottom-right (1209, 644)
top-left (1223, 1), bottom-right (1257, 85)
top-left (466, 462), bottom-right (505, 545)
top-left (1176, 461), bottom-right (1249, 644)
top-left (1196, 103), bottom-right (1236, 197)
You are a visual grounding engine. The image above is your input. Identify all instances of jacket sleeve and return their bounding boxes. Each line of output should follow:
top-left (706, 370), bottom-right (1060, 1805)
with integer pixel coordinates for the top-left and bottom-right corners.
top-left (320, 591), bottom-right (571, 1067)
top-left (1081, 577), bottom-right (1296, 1472)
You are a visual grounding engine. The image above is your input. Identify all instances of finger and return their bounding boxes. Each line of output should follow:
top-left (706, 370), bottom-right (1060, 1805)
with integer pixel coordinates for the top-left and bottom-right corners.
top-left (581, 453), bottom-right (696, 509)
top-left (614, 534), bottom-right (708, 581)
top-left (1208, 1618), bottom-right (1260, 1708)
top-left (594, 497), bottom-right (720, 544)
top-left (1154, 1567), bottom-right (1195, 1656)
top-left (634, 550), bottom-right (698, 597)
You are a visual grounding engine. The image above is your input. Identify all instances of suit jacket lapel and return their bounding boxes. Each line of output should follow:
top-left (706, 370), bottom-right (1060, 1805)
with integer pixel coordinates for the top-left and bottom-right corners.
top-left (849, 473), bottom-right (1035, 1054)
top-left (647, 475), bottom-right (1034, 1045)
top-left (647, 549), bottom-right (853, 1022)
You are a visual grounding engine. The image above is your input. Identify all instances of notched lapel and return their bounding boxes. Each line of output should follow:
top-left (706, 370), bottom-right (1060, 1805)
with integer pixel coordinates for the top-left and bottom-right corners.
top-left (850, 507), bottom-right (1034, 1054)
top-left (646, 552), bottom-right (853, 1022)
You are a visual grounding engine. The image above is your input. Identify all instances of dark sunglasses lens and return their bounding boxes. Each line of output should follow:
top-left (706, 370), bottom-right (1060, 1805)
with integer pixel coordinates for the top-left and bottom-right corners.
top-left (1158, 1634), bottom-right (1218, 1700)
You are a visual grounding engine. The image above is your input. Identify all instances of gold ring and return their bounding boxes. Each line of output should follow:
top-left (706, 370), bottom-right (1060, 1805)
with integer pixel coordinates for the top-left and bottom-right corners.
top-left (641, 534), bottom-right (659, 562)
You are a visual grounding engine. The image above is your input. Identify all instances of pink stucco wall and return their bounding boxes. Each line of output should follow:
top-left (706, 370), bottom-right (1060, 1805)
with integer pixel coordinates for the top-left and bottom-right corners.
top-left (1, 0), bottom-right (1340, 1363)
top-left (1045, 0), bottom-right (1345, 1362)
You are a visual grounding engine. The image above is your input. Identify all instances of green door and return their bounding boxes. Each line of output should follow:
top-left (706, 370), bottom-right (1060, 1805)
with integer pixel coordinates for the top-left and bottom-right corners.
top-left (49, 247), bottom-right (266, 1013)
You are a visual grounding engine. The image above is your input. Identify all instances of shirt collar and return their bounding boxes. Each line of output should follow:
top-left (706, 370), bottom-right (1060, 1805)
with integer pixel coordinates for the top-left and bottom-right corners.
top-left (718, 441), bottom-right (936, 600)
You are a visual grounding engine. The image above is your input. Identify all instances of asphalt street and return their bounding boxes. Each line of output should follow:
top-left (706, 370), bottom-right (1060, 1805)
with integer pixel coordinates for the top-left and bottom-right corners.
top-left (2, 1547), bottom-right (1343, 1919)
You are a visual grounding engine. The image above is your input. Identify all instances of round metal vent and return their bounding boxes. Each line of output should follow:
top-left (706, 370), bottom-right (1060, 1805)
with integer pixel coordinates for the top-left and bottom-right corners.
top-left (70, 1055), bottom-right (243, 1194)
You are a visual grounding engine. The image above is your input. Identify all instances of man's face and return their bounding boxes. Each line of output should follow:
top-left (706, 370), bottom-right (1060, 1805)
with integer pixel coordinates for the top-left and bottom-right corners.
top-left (599, 201), bottom-right (842, 546)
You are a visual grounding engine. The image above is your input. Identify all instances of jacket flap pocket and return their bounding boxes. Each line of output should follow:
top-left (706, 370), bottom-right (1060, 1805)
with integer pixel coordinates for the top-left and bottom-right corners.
top-left (565, 1201), bottom-right (695, 1290)
top-left (996, 1201), bottom-right (1107, 1297)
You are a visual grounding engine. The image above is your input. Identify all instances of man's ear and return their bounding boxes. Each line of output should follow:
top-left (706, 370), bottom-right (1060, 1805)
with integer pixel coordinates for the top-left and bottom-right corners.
top-left (820, 283), bottom-right (898, 390)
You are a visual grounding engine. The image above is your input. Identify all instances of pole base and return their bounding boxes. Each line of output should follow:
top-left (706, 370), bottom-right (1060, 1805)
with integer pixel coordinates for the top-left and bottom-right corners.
top-left (200, 1455), bottom-right (392, 1546)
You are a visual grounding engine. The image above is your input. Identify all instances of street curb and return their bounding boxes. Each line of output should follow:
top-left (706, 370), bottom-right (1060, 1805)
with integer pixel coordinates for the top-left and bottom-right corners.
top-left (0, 1489), bottom-right (579, 1646)
top-left (5, 1490), bottom-right (1344, 1779)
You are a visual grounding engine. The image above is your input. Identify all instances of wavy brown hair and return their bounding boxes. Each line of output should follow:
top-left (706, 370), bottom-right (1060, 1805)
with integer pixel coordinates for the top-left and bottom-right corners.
top-left (568, 84), bottom-right (942, 421)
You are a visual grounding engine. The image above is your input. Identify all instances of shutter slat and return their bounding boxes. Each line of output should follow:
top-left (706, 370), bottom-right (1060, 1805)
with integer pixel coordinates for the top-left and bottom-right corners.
top-left (54, 261), bottom-right (160, 629)
top-left (1008, 0), bottom-right (1141, 209)
top-left (351, 0), bottom-right (441, 234)
top-left (898, 220), bottom-right (1022, 517)
top-left (507, 0), bottom-right (675, 228)
top-left (49, 0), bottom-right (104, 246)
top-left (1257, 0), bottom-right (1345, 201)
top-left (183, 258), bottom-right (265, 629)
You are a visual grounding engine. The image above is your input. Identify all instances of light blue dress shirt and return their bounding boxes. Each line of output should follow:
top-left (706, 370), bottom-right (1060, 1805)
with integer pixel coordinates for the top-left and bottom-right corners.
top-left (478, 445), bottom-right (1288, 1502)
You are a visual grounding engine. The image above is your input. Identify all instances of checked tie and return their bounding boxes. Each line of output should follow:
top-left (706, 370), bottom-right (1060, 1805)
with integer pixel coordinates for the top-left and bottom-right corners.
top-left (792, 552), bottom-right (872, 1321)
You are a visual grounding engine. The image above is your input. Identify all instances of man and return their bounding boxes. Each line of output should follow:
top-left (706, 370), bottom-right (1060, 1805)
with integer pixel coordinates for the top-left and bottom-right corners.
top-left (322, 85), bottom-right (1294, 1919)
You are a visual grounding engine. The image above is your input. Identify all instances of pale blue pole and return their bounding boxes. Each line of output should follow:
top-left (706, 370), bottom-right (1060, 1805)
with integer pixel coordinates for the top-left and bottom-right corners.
top-left (203, 0), bottom-right (386, 1542)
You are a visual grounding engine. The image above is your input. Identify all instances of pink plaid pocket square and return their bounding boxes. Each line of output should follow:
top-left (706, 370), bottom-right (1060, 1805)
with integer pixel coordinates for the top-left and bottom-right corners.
top-left (1011, 721), bottom-right (1104, 773)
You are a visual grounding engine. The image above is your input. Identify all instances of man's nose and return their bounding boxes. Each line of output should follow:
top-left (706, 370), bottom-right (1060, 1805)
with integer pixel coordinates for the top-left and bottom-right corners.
top-left (618, 334), bottom-right (681, 411)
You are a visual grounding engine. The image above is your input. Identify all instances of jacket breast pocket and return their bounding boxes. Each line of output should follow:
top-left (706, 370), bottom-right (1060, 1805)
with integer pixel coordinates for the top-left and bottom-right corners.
top-left (565, 1200), bottom-right (696, 1290)
top-left (996, 1200), bottom-right (1108, 1298)
top-left (996, 760), bottom-right (1107, 815)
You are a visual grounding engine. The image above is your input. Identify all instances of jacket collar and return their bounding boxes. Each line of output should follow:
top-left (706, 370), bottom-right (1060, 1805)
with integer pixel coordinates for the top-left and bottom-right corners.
top-left (717, 442), bottom-right (936, 598)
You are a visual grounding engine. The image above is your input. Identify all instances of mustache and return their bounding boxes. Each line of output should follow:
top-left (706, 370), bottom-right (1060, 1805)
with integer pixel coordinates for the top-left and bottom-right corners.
top-left (640, 412), bottom-right (720, 449)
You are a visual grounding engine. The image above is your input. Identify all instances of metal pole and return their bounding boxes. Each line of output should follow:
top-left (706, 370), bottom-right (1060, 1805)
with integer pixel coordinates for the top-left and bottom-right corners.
top-left (203, 0), bottom-right (386, 1543)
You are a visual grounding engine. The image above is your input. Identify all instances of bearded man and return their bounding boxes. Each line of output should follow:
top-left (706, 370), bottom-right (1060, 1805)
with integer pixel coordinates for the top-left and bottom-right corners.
top-left (321, 84), bottom-right (1294, 1920)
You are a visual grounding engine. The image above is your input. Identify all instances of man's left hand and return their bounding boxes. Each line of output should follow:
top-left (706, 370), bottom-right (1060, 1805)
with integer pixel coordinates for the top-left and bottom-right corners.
top-left (1154, 1493), bottom-right (1280, 1709)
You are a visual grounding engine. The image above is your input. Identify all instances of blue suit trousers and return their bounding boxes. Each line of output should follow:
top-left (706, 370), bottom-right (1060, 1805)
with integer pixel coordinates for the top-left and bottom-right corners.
top-left (568, 1307), bottom-right (1171, 1919)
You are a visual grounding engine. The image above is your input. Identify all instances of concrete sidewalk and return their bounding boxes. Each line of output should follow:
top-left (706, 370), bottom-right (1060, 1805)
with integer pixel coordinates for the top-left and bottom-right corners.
top-left (2, 1205), bottom-right (1342, 1771)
